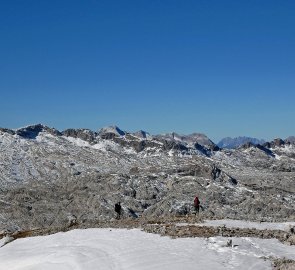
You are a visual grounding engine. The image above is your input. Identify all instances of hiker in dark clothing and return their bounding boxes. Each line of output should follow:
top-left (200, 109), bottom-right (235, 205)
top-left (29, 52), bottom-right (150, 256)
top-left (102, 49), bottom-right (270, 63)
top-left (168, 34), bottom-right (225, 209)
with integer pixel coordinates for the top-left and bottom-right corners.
top-left (115, 202), bottom-right (122, 219)
top-left (194, 196), bottom-right (200, 214)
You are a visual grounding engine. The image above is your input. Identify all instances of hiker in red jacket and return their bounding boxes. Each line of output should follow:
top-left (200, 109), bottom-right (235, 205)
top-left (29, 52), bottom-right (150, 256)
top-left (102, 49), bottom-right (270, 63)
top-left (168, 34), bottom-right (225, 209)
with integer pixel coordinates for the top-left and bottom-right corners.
top-left (194, 196), bottom-right (200, 214)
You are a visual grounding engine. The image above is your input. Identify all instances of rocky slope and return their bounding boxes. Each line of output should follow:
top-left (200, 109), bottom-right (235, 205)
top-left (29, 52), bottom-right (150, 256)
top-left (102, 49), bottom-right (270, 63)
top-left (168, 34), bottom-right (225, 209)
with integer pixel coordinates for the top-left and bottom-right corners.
top-left (0, 124), bottom-right (294, 232)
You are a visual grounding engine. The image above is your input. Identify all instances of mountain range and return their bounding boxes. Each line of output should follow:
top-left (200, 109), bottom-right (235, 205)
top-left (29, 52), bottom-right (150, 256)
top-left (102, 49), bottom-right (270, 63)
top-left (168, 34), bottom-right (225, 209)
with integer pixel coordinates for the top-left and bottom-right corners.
top-left (0, 124), bottom-right (294, 232)
top-left (3, 124), bottom-right (293, 149)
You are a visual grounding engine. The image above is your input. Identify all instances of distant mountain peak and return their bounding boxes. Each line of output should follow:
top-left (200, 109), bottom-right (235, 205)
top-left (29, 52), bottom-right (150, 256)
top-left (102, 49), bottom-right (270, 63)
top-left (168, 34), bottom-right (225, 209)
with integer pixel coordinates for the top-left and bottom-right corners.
top-left (16, 124), bottom-right (61, 139)
top-left (156, 132), bottom-right (217, 151)
top-left (285, 136), bottom-right (295, 144)
top-left (218, 136), bottom-right (265, 149)
top-left (132, 130), bottom-right (150, 139)
top-left (98, 125), bottom-right (126, 137)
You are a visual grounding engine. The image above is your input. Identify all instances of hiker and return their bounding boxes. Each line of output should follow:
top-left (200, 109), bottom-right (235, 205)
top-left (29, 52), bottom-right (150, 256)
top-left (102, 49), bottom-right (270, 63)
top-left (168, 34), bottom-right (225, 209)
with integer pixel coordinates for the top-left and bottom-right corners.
top-left (114, 202), bottom-right (122, 219)
top-left (194, 196), bottom-right (200, 214)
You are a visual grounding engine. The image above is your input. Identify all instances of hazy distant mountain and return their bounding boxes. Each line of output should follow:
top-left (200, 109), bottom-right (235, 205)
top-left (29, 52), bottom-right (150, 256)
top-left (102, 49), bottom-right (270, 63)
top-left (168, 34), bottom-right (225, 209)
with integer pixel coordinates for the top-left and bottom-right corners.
top-left (285, 136), bottom-right (295, 144)
top-left (156, 132), bottom-right (218, 149)
top-left (98, 125), bottom-right (126, 138)
top-left (217, 136), bottom-right (265, 149)
top-left (132, 130), bottom-right (151, 139)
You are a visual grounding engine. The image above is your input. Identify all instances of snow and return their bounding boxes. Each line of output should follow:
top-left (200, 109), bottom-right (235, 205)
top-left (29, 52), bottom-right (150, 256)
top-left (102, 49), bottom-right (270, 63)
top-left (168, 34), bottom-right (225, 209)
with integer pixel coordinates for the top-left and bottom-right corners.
top-left (168, 149), bottom-right (175, 156)
top-left (62, 136), bottom-right (136, 155)
top-left (236, 186), bottom-right (256, 193)
top-left (202, 219), bottom-right (295, 232)
top-left (0, 228), bottom-right (294, 270)
top-left (63, 136), bottom-right (91, 148)
top-left (272, 144), bottom-right (295, 153)
top-left (93, 140), bottom-right (136, 154)
top-left (274, 153), bottom-right (282, 160)
top-left (0, 236), bottom-right (14, 248)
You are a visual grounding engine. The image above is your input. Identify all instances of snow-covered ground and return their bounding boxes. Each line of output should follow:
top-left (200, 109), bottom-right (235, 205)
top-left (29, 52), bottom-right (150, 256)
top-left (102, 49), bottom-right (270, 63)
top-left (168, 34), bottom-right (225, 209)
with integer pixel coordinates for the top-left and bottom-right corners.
top-left (202, 219), bottom-right (295, 232)
top-left (0, 228), bottom-right (294, 270)
top-left (175, 219), bottom-right (295, 232)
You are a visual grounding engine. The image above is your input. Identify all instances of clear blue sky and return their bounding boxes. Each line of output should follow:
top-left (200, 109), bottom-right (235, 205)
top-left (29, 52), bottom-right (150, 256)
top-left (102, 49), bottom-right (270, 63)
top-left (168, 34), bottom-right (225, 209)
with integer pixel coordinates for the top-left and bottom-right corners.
top-left (0, 0), bottom-right (294, 142)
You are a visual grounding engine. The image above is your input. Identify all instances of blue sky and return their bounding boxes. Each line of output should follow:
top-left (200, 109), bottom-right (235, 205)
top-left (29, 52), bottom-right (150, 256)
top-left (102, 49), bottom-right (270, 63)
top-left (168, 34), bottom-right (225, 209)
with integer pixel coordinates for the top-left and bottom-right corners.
top-left (0, 0), bottom-right (294, 142)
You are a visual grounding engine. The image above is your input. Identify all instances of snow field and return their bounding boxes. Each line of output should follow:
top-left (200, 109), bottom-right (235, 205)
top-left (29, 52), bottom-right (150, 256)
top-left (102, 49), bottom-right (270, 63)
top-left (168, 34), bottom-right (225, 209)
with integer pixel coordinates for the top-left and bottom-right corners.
top-left (0, 228), bottom-right (295, 270)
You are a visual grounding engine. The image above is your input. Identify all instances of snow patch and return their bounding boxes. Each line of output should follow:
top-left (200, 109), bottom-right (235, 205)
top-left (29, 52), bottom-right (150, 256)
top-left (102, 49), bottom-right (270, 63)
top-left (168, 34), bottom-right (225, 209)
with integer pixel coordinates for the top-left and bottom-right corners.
top-left (0, 228), bottom-right (294, 270)
top-left (63, 136), bottom-right (91, 147)
top-left (203, 219), bottom-right (295, 232)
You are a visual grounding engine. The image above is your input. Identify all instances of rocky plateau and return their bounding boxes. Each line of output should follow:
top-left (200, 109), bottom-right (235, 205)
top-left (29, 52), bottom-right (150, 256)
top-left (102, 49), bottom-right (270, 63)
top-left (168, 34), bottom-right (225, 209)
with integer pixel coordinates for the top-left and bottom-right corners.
top-left (0, 124), bottom-right (294, 234)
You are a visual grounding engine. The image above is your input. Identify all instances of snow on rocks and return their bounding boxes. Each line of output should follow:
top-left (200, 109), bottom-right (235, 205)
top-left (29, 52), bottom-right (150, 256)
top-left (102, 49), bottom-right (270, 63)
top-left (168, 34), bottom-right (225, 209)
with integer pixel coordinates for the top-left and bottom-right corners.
top-left (0, 235), bottom-right (14, 248)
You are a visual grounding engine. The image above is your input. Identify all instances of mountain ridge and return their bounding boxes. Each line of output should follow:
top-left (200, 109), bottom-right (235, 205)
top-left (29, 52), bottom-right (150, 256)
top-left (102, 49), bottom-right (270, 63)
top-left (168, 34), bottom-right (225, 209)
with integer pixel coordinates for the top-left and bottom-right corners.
top-left (0, 123), bottom-right (295, 231)
top-left (2, 123), bottom-right (294, 148)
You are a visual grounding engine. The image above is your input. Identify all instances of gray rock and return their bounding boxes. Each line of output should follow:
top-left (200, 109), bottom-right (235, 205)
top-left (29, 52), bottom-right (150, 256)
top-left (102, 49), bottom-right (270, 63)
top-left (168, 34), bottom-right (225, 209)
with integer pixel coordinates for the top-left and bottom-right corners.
top-left (16, 124), bottom-right (61, 139)
top-left (62, 128), bottom-right (97, 143)
top-left (0, 125), bottom-right (294, 231)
